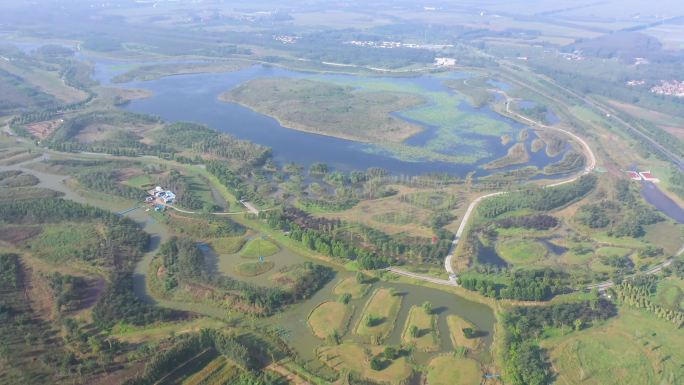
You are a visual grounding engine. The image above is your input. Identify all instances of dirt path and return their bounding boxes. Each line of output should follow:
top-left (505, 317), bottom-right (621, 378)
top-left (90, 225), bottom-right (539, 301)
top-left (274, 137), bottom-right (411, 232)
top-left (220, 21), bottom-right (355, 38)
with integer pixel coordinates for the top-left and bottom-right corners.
top-left (266, 362), bottom-right (313, 385)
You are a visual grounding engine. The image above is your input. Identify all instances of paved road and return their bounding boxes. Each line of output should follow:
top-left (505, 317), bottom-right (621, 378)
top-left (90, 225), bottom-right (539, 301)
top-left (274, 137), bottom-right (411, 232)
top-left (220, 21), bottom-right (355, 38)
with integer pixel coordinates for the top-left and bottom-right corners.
top-left (443, 191), bottom-right (506, 282)
top-left (586, 258), bottom-right (675, 291)
top-left (390, 89), bottom-right (599, 288)
top-left (239, 200), bottom-right (260, 215)
top-left (386, 267), bottom-right (457, 286)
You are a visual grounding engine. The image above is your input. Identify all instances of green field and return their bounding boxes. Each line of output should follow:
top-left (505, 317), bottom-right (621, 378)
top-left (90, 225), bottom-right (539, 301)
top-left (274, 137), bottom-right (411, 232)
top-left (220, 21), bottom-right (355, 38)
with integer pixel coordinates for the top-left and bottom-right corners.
top-left (124, 173), bottom-right (153, 188)
top-left (544, 306), bottom-right (684, 385)
top-left (318, 77), bottom-right (515, 164)
top-left (318, 342), bottom-right (413, 384)
top-left (496, 238), bottom-right (547, 265)
top-left (656, 278), bottom-right (684, 311)
top-left (234, 261), bottom-right (274, 277)
top-left (332, 276), bottom-right (371, 299)
top-left (446, 315), bottom-right (482, 351)
top-left (28, 222), bottom-right (102, 264)
top-left (426, 355), bottom-right (481, 385)
top-left (401, 305), bottom-right (439, 352)
top-left (239, 238), bottom-right (279, 258)
top-left (484, 142), bottom-right (530, 169)
top-left (180, 356), bottom-right (239, 385)
top-left (595, 246), bottom-right (631, 257)
top-left (222, 78), bottom-right (425, 143)
top-left (210, 236), bottom-right (246, 254)
top-left (307, 301), bottom-right (352, 339)
top-left (355, 288), bottom-right (403, 341)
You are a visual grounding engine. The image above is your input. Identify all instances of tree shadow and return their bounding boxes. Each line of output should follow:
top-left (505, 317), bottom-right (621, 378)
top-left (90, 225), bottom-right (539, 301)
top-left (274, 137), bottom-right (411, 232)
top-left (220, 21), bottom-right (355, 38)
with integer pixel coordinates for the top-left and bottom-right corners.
top-left (432, 306), bottom-right (448, 315)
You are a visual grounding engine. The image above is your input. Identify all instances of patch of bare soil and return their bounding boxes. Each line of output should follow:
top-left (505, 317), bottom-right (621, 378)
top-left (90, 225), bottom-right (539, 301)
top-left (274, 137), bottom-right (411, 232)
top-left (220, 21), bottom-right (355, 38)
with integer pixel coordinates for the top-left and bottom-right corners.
top-left (661, 125), bottom-right (684, 139)
top-left (76, 276), bottom-right (107, 313)
top-left (25, 118), bottom-right (63, 139)
top-left (0, 225), bottom-right (42, 245)
top-left (23, 261), bottom-right (57, 320)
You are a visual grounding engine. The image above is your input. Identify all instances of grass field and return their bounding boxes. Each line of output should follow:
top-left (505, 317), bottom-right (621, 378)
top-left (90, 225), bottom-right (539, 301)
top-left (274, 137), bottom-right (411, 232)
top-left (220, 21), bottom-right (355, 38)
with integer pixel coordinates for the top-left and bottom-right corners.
top-left (124, 173), bottom-right (153, 188)
top-left (543, 306), bottom-right (684, 385)
top-left (234, 261), bottom-right (274, 277)
top-left (320, 191), bottom-right (436, 238)
top-left (332, 276), bottom-right (371, 299)
top-left (317, 342), bottom-right (413, 384)
top-left (28, 222), bottom-right (102, 264)
top-left (655, 278), bottom-right (684, 312)
top-left (484, 142), bottom-right (530, 170)
top-left (239, 238), bottom-right (279, 258)
top-left (112, 61), bottom-right (249, 83)
top-left (595, 247), bottom-right (631, 257)
top-left (426, 355), bottom-right (481, 385)
top-left (181, 356), bottom-right (239, 385)
top-left (315, 76), bottom-right (518, 163)
top-left (111, 318), bottom-right (226, 343)
top-left (446, 315), bottom-right (482, 351)
top-left (307, 301), bottom-right (352, 339)
top-left (401, 305), bottom-right (439, 352)
top-left (643, 222), bottom-right (684, 256)
top-left (355, 288), bottom-right (403, 341)
top-left (496, 238), bottom-right (547, 265)
top-left (222, 78), bottom-right (425, 143)
top-left (211, 236), bottom-right (246, 254)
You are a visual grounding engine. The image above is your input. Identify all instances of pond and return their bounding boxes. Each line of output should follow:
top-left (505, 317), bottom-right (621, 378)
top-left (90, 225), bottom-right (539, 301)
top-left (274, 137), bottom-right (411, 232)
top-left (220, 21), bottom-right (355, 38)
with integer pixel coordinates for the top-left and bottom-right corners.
top-left (265, 269), bottom-right (496, 367)
top-left (516, 100), bottom-right (560, 125)
top-left (87, 58), bottom-right (570, 178)
top-left (196, 237), bottom-right (497, 366)
top-left (640, 181), bottom-right (684, 224)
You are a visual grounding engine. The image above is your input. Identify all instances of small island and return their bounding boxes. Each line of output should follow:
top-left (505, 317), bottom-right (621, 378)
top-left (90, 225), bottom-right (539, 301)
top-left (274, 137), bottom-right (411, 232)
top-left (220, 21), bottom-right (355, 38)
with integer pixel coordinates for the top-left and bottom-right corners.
top-left (220, 78), bottom-right (426, 143)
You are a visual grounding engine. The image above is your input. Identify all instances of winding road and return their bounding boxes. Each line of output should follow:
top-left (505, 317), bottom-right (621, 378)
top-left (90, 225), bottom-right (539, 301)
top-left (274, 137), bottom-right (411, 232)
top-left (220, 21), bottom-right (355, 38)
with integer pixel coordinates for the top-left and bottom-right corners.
top-left (388, 89), bottom-right (606, 290)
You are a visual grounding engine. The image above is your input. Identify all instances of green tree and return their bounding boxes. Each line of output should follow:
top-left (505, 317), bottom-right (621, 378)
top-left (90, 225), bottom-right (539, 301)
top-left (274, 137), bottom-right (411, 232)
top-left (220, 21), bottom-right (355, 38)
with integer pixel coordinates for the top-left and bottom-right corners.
top-left (383, 346), bottom-right (397, 360)
top-left (574, 319), bottom-right (583, 331)
top-left (409, 325), bottom-right (419, 338)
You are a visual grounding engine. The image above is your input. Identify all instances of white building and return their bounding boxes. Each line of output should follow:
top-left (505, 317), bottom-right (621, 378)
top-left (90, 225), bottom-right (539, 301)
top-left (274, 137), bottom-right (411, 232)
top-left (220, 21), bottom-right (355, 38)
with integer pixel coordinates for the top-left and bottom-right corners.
top-left (435, 57), bottom-right (457, 67)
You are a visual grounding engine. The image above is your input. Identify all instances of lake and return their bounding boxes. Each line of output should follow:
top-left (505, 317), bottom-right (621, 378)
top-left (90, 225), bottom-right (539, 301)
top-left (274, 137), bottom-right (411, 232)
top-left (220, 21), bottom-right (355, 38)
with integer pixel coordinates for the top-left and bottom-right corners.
top-left (89, 59), bottom-right (568, 177)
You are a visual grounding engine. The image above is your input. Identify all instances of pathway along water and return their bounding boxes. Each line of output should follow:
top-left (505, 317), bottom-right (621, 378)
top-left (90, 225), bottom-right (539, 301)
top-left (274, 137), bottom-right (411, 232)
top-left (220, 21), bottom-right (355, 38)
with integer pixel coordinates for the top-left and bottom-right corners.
top-left (395, 91), bottom-right (682, 291)
top-left (393, 90), bottom-right (598, 285)
top-left (0, 153), bottom-right (497, 366)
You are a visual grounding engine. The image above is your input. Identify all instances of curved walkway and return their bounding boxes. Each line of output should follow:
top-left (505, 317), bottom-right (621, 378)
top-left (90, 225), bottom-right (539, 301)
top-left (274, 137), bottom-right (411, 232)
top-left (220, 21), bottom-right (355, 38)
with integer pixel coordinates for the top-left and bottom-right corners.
top-left (390, 90), bottom-right (598, 286)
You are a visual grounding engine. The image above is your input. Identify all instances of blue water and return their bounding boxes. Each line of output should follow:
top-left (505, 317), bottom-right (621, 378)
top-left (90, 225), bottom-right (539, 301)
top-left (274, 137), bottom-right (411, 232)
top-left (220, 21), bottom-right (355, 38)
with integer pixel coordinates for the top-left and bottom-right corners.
top-left (516, 100), bottom-right (560, 125)
top-left (640, 181), bottom-right (684, 224)
top-left (87, 59), bottom-right (570, 177)
top-left (487, 79), bottom-right (512, 91)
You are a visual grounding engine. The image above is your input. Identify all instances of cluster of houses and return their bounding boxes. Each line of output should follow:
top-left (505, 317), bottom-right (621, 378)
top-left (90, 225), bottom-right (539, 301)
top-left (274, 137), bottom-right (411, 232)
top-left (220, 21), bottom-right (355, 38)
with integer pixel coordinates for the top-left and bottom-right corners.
top-left (650, 80), bottom-right (684, 98)
top-left (146, 186), bottom-right (176, 205)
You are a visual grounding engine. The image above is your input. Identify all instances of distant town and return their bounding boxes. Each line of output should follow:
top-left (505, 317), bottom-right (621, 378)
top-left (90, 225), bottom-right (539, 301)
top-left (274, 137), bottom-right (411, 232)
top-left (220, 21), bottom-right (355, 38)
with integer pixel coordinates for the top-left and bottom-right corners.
top-left (650, 80), bottom-right (684, 98)
top-left (345, 40), bottom-right (454, 50)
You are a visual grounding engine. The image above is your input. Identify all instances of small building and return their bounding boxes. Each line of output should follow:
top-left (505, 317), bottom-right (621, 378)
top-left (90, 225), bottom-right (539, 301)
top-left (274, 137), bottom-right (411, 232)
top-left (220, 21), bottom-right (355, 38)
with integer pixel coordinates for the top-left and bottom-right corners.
top-left (639, 171), bottom-right (660, 183)
top-left (160, 191), bottom-right (176, 203)
top-left (434, 57), bottom-right (457, 67)
top-left (148, 186), bottom-right (176, 204)
top-left (626, 171), bottom-right (642, 181)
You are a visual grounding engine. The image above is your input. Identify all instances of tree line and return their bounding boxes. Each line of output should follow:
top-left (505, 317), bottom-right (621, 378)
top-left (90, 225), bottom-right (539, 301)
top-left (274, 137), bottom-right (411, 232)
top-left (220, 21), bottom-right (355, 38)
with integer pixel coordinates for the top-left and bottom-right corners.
top-left (478, 174), bottom-right (597, 218)
top-left (613, 281), bottom-right (684, 328)
top-left (459, 269), bottom-right (568, 301)
top-left (502, 297), bottom-right (616, 385)
top-left (494, 214), bottom-right (559, 230)
top-left (122, 329), bottom-right (275, 385)
top-left (0, 198), bottom-right (173, 330)
top-left (157, 237), bottom-right (334, 315)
